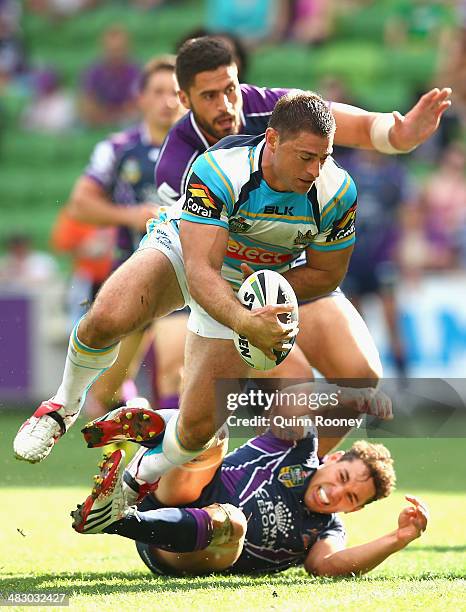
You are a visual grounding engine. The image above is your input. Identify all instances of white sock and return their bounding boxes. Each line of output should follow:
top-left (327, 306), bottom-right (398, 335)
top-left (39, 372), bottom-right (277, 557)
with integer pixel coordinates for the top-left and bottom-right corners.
top-left (53, 320), bottom-right (120, 416)
top-left (131, 411), bottom-right (215, 484)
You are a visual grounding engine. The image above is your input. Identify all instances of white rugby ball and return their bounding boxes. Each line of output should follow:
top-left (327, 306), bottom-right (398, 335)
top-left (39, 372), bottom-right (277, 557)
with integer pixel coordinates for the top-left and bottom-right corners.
top-left (233, 269), bottom-right (299, 370)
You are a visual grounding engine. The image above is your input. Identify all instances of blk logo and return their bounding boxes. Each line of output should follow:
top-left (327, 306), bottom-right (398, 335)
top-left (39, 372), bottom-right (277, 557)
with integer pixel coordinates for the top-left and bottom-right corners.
top-left (264, 205), bottom-right (294, 216)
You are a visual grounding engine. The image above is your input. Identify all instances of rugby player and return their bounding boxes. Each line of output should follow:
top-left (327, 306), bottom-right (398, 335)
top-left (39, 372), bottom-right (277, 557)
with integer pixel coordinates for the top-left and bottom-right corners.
top-left (71, 408), bottom-right (428, 577)
top-left (67, 56), bottom-right (186, 417)
top-left (7, 91), bottom-right (433, 514)
top-left (154, 35), bottom-right (451, 386)
top-left (15, 91), bottom-right (358, 475)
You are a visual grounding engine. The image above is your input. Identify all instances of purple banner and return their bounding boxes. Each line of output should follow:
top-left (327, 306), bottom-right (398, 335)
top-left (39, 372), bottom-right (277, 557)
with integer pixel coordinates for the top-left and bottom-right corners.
top-left (0, 296), bottom-right (30, 396)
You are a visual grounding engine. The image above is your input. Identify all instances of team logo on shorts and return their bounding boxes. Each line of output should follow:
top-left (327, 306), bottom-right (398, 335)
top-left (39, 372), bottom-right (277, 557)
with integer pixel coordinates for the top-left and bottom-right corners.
top-left (278, 464), bottom-right (307, 488)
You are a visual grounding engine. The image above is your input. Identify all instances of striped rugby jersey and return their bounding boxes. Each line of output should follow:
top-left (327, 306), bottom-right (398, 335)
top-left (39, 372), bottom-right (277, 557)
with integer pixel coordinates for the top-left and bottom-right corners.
top-left (165, 133), bottom-right (357, 289)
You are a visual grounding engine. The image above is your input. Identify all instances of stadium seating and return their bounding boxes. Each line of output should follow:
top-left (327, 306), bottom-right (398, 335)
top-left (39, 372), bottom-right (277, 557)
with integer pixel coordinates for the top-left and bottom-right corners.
top-left (0, 0), bottom-right (443, 252)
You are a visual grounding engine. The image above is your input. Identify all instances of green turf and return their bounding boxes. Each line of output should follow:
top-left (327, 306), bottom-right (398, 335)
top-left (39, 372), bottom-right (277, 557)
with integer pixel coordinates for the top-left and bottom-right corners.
top-left (1, 411), bottom-right (465, 610)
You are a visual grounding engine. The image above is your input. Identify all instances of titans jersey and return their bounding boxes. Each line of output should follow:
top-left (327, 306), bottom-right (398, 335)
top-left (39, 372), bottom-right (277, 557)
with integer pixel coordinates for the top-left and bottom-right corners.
top-left (155, 84), bottom-right (292, 205)
top-left (165, 133), bottom-right (357, 289)
top-left (195, 431), bottom-right (345, 574)
top-left (85, 123), bottom-right (162, 264)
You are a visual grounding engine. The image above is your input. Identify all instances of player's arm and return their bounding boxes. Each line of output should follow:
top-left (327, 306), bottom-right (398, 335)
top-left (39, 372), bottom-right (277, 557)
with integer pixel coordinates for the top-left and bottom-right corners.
top-left (283, 245), bottom-right (353, 301)
top-left (331, 88), bottom-right (451, 153)
top-left (69, 175), bottom-right (158, 232)
top-left (179, 159), bottom-right (294, 359)
top-left (305, 496), bottom-right (428, 577)
top-left (283, 171), bottom-right (357, 300)
top-left (180, 220), bottom-right (292, 360)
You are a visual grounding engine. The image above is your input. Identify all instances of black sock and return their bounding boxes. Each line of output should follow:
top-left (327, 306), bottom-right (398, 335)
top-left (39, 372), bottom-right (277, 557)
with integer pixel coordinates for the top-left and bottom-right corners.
top-left (104, 507), bottom-right (213, 552)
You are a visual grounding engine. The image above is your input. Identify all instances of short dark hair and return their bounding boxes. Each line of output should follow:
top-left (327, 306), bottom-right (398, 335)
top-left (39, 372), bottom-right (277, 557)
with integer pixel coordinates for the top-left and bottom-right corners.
top-left (268, 91), bottom-right (335, 141)
top-left (139, 55), bottom-right (176, 92)
top-left (340, 440), bottom-right (396, 504)
top-left (176, 36), bottom-right (235, 91)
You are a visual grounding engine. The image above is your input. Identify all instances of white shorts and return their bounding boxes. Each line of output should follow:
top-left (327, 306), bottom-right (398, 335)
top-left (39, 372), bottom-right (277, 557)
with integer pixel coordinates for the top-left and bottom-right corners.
top-left (138, 221), bottom-right (234, 340)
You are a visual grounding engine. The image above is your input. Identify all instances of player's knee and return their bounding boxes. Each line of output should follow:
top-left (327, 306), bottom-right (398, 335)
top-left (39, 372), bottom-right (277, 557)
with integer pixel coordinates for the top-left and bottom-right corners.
top-left (347, 356), bottom-right (383, 383)
top-left (226, 505), bottom-right (247, 543)
top-left (207, 504), bottom-right (247, 545)
top-left (84, 293), bottom-right (138, 346)
top-left (80, 305), bottom-right (119, 346)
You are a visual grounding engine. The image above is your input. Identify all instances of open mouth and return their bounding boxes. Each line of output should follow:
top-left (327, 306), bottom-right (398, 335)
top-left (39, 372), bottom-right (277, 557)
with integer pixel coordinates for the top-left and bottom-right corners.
top-left (216, 116), bottom-right (235, 130)
top-left (317, 485), bottom-right (330, 505)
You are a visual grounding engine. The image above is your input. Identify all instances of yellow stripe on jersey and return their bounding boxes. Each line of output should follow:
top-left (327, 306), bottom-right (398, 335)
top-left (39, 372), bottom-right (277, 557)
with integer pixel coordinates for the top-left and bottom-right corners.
top-left (321, 173), bottom-right (351, 220)
top-left (237, 208), bottom-right (314, 222)
top-left (248, 148), bottom-right (254, 173)
top-left (205, 152), bottom-right (235, 208)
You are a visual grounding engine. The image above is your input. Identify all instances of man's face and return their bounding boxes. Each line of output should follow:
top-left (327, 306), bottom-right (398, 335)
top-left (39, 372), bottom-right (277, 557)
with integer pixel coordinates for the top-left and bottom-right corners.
top-left (265, 128), bottom-right (334, 194)
top-left (179, 64), bottom-right (242, 142)
top-left (139, 69), bottom-right (184, 130)
top-left (304, 457), bottom-right (376, 514)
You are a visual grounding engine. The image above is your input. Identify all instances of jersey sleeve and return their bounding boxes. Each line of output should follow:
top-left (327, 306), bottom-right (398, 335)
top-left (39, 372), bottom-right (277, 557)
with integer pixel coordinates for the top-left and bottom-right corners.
top-left (155, 130), bottom-right (200, 206)
top-left (317, 514), bottom-right (346, 546)
top-left (84, 139), bottom-right (116, 191)
top-left (180, 152), bottom-right (235, 229)
top-left (310, 171), bottom-right (357, 252)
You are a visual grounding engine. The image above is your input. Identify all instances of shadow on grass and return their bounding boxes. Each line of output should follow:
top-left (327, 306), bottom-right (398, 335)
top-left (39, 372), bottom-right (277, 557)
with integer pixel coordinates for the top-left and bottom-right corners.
top-left (1, 568), bottom-right (464, 596)
top-left (403, 545), bottom-right (466, 553)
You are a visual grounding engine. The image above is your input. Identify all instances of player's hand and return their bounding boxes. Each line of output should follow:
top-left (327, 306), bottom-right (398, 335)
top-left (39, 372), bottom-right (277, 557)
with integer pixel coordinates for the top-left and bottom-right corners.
top-left (240, 304), bottom-right (298, 361)
top-left (389, 87), bottom-right (452, 151)
top-left (339, 387), bottom-right (393, 420)
top-left (240, 263), bottom-right (255, 280)
top-left (128, 204), bottom-right (161, 232)
top-left (396, 495), bottom-right (429, 547)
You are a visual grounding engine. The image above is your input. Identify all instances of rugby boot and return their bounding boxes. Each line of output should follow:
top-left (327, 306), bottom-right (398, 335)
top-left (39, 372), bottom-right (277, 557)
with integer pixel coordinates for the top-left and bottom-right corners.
top-left (71, 450), bottom-right (127, 534)
top-left (81, 399), bottom-right (165, 448)
top-left (122, 446), bottom-right (161, 506)
top-left (14, 399), bottom-right (80, 463)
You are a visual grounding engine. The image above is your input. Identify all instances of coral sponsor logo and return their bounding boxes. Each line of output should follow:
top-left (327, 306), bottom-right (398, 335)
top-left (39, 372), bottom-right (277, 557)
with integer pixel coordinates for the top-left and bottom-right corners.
top-left (227, 239), bottom-right (293, 265)
top-left (187, 183), bottom-right (218, 209)
top-left (184, 183), bottom-right (221, 219)
top-left (328, 203), bottom-right (357, 242)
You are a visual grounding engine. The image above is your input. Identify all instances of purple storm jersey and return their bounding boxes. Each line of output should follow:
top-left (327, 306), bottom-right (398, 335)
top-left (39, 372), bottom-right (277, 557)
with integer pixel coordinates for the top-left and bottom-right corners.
top-left (85, 123), bottom-right (162, 265)
top-left (217, 432), bottom-right (345, 573)
top-left (155, 83), bottom-right (292, 206)
top-left (136, 431), bottom-right (345, 575)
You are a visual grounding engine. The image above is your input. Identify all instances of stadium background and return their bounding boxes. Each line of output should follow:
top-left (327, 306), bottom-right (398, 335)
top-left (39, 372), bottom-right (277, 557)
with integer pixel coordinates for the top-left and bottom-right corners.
top-left (0, 1), bottom-right (465, 609)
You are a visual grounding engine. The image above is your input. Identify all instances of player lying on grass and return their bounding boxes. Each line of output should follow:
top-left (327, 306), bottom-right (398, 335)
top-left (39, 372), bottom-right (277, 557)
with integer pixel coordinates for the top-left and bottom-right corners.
top-left (71, 405), bottom-right (428, 577)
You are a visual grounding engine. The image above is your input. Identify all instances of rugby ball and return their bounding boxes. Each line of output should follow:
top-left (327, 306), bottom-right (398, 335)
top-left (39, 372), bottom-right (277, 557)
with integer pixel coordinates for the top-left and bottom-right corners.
top-left (233, 270), bottom-right (299, 370)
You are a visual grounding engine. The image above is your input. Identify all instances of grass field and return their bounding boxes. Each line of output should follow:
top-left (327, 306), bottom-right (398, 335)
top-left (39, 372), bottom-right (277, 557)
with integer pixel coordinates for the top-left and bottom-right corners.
top-left (1, 410), bottom-right (465, 611)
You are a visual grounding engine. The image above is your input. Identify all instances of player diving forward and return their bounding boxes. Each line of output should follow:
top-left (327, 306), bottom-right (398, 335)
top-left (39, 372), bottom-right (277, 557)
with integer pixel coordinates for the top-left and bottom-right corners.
top-left (71, 407), bottom-right (428, 577)
top-left (8, 92), bottom-right (434, 510)
top-left (15, 91), bottom-right (359, 485)
top-left (154, 36), bottom-right (451, 384)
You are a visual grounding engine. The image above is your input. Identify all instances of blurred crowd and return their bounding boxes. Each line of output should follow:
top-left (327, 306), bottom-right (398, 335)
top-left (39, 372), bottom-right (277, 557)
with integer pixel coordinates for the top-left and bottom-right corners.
top-left (1, 0), bottom-right (466, 348)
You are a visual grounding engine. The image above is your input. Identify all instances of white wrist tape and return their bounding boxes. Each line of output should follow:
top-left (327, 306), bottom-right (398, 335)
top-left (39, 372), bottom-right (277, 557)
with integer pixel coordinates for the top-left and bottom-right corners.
top-left (370, 113), bottom-right (401, 154)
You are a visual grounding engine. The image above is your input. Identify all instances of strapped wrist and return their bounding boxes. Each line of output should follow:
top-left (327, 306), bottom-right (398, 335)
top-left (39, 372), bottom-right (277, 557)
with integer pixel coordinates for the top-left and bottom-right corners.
top-left (370, 113), bottom-right (417, 155)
